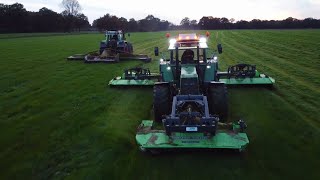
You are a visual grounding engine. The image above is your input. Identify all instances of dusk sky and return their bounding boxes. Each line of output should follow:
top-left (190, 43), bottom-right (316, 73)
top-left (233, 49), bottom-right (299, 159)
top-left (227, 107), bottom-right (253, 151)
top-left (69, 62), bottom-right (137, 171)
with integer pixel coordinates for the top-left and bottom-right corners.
top-left (2, 0), bottom-right (320, 24)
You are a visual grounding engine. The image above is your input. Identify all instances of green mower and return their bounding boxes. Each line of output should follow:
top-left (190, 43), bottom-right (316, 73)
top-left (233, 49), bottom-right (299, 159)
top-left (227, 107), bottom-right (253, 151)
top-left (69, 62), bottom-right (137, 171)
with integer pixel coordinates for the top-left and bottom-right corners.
top-left (109, 67), bottom-right (160, 86)
top-left (217, 63), bottom-right (275, 86)
top-left (136, 33), bottom-right (275, 153)
top-left (67, 30), bottom-right (151, 63)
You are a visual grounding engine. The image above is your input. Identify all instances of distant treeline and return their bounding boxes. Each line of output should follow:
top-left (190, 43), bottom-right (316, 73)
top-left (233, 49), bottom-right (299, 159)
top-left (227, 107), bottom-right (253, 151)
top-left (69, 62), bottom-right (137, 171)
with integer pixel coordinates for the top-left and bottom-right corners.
top-left (1, 3), bottom-right (320, 33)
top-left (197, 17), bottom-right (320, 29)
top-left (0, 3), bottom-right (90, 33)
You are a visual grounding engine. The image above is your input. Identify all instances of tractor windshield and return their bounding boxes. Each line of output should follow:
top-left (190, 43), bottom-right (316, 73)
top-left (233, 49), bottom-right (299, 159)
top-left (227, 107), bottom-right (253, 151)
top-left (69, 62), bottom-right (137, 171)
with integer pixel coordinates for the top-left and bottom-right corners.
top-left (106, 31), bottom-right (123, 41)
top-left (176, 48), bottom-right (207, 63)
top-left (161, 48), bottom-right (210, 63)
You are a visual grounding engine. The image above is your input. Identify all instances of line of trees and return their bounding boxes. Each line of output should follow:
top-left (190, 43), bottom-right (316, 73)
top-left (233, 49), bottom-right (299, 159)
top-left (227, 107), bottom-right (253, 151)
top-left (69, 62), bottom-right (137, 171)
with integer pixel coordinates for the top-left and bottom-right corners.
top-left (1, 1), bottom-right (320, 33)
top-left (197, 16), bottom-right (320, 29)
top-left (93, 15), bottom-right (171, 32)
top-left (0, 2), bottom-right (90, 33)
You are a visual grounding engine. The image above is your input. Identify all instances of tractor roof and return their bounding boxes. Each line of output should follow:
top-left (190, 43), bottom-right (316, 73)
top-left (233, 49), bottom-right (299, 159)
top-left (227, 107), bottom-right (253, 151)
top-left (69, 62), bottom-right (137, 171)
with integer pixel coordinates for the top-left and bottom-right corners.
top-left (168, 33), bottom-right (208, 50)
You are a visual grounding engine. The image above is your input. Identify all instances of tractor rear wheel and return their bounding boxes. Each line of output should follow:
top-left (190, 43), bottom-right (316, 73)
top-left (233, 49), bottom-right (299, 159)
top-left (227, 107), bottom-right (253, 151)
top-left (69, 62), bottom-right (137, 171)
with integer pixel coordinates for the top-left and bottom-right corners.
top-left (127, 43), bottom-right (133, 54)
top-left (153, 83), bottom-right (171, 123)
top-left (207, 83), bottom-right (228, 122)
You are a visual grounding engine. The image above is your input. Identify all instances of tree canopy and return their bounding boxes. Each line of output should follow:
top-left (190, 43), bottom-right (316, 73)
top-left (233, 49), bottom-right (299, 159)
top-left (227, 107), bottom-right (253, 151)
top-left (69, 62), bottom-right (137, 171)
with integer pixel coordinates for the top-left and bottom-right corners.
top-left (0, 2), bottom-right (90, 33)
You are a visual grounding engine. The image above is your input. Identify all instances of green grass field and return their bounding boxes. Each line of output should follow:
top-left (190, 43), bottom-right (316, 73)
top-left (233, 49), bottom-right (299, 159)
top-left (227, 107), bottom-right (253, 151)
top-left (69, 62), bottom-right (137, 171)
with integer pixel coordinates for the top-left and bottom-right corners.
top-left (0, 30), bottom-right (319, 179)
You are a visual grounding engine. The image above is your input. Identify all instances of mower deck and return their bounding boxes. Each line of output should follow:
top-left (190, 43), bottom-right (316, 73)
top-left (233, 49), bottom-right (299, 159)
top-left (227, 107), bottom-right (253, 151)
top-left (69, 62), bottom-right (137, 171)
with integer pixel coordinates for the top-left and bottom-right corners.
top-left (109, 68), bottom-right (160, 86)
top-left (109, 79), bottom-right (156, 86)
top-left (67, 53), bottom-right (151, 63)
top-left (67, 54), bottom-right (86, 60)
top-left (217, 64), bottom-right (275, 86)
top-left (219, 75), bottom-right (275, 85)
top-left (136, 120), bottom-right (249, 151)
top-left (84, 55), bottom-right (119, 63)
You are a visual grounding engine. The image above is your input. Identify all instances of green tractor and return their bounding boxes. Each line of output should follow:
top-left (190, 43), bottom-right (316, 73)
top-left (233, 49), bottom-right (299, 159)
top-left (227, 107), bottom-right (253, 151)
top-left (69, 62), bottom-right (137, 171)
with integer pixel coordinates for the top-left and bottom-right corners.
top-left (67, 30), bottom-right (151, 63)
top-left (136, 33), bottom-right (274, 153)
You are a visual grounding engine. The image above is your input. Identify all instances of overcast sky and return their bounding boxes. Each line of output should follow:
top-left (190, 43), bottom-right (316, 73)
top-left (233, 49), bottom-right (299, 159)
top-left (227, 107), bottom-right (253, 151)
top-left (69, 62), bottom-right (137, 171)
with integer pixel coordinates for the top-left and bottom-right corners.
top-left (2, 0), bottom-right (320, 24)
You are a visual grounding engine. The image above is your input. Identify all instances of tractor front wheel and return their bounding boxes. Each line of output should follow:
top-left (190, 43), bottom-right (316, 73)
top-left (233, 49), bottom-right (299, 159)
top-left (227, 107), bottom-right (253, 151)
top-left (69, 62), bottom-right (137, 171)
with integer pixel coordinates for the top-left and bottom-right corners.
top-left (207, 83), bottom-right (228, 122)
top-left (153, 83), bottom-right (171, 123)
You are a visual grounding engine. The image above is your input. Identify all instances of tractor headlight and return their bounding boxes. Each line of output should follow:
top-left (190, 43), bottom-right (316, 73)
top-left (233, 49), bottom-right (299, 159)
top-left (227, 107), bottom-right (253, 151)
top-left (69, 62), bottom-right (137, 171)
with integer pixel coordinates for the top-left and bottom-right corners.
top-left (199, 37), bottom-right (207, 43)
top-left (160, 58), bottom-right (164, 62)
top-left (166, 66), bottom-right (171, 71)
top-left (206, 65), bottom-right (211, 69)
top-left (214, 56), bottom-right (218, 60)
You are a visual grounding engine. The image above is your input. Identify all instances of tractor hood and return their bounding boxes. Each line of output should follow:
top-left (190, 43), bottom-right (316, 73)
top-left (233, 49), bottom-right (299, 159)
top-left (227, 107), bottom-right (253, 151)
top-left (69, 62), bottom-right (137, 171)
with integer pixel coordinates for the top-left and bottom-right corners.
top-left (181, 65), bottom-right (198, 79)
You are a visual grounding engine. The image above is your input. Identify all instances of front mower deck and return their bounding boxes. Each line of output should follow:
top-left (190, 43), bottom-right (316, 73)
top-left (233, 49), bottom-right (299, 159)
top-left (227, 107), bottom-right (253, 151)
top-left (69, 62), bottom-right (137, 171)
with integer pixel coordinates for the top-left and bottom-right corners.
top-left (136, 120), bottom-right (249, 151)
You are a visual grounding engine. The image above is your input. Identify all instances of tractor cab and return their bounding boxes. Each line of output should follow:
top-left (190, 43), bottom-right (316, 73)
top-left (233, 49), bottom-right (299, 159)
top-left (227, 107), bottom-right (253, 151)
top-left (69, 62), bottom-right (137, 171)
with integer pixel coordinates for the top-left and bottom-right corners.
top-left (165, 33), bottom-right (212, 64)
top-left (98, 30), bottom-right (134, 56)
top-left (155, 33), bottom-right (222, 92)
top-left (105, 30), bottom-right (125, 42)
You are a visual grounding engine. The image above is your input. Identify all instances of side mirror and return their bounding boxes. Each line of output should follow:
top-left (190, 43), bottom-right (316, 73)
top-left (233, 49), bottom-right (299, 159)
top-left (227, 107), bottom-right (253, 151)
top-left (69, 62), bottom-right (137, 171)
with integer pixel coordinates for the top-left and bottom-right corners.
top-left (154, 47), bottom-right (159, 56)
top-left (217, 44), bottom-right (223, 54)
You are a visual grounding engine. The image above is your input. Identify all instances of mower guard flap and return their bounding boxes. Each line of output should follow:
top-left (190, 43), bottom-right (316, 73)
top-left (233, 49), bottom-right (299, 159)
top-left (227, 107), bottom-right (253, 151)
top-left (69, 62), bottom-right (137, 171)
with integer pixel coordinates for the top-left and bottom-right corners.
top-left (136, 120), bottom-right (249, 151)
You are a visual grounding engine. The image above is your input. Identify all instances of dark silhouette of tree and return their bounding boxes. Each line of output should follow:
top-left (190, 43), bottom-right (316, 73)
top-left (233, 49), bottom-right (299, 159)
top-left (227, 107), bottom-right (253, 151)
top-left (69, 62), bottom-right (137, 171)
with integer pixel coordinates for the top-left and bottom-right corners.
top-left (159, 20), bottom-right (170, 31)
top-left (61, 0), bottom-right (81, 16)
top-left (32, 7), bottom-right (64, 32)
top-left (118, 17), bottom-right (128, 31)
top-left (0, 3), bottom-right (28, 32)
top-left (138, 15), bottom-right (161, 31)
top-left (0, 3), bottom-right (89, 33)
top-left (60, 0), bottom-right (83, 32)
top-left (190, 20), bottom-right (198, 29)
top-left (75, 13), bottom-right (90, 31)
top-left (180, 17), bottom-right (190, 29)
top-left (128, 18), bottom-right (138, 32)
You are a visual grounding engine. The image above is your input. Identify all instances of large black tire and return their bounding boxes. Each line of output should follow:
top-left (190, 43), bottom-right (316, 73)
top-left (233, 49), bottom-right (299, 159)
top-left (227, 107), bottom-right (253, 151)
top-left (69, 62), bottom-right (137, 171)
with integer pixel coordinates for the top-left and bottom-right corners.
top-left (127, 43), bottom-right (133, 54)
top-left (207, 83), bottom-right (228, 122)
top-left (153, 83), bottom-right (171, 123)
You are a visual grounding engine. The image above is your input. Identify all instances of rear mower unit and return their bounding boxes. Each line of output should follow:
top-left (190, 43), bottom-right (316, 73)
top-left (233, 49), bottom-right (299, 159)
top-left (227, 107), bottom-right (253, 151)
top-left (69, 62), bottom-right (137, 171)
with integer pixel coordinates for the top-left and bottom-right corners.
top-left (67, 30), bottom-right (151, 63)
top-left (109, 67), bottom-right (160, 86)
top-left (136, 33), bottom-right (275, 153)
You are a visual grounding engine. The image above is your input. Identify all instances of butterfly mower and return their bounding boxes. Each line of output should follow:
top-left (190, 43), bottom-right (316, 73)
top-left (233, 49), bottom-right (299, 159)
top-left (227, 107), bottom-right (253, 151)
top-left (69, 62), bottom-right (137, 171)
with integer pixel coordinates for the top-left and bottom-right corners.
top-left (108, 67), bottom-right (160, 87)
top-left (136, 33), bottom-right (275, 153)
top-left (67, 30), bottom-right (151, 63)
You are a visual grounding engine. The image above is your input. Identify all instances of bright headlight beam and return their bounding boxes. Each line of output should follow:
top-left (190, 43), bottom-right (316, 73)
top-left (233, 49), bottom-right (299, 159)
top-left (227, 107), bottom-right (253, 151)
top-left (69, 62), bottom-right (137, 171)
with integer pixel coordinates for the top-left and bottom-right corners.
top-left (169, 39), bottom-right (176, 44)
top-left (199, 37), bottom-right (207, 43)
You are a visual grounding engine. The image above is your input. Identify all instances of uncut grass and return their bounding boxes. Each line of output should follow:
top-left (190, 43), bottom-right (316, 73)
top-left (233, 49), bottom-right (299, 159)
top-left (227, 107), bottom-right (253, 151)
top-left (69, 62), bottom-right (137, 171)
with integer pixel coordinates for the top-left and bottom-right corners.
top-left (214, 30), bottom-right (320, 128)
top-left (0, 31), bottom-right (319, 179)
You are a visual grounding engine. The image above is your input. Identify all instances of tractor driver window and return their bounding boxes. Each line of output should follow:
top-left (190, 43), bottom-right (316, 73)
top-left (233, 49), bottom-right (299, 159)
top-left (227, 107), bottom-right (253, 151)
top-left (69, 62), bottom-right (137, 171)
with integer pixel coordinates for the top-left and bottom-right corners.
top-left (181, 49), bottom-right (194, 64)
top-left (112, 35), bottom-right (118, 41)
